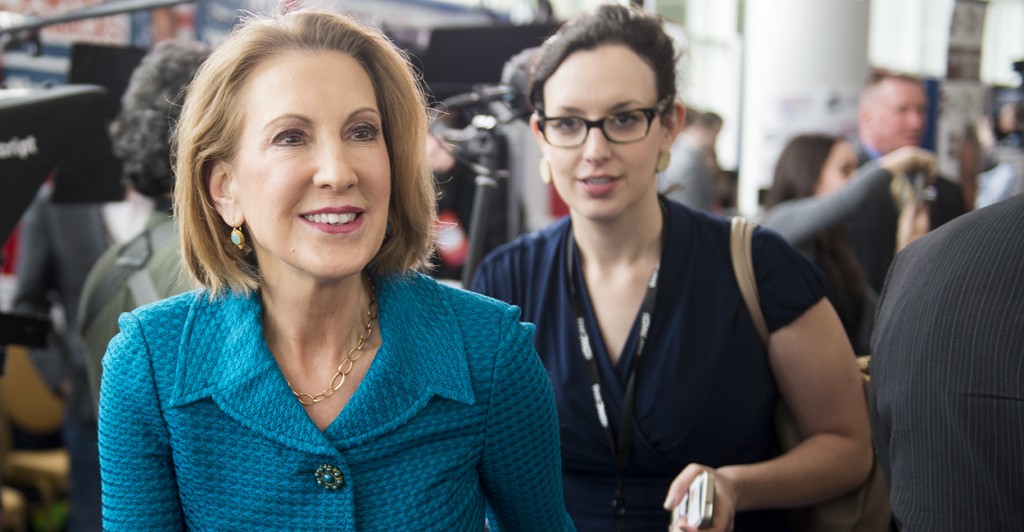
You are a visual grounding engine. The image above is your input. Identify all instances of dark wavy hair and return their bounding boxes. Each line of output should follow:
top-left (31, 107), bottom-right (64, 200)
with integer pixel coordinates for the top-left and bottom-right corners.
top-left (766, 133), bottom-right (868, 350)
top-left (109, 39), bottom-right (210, 199)
top-left (528, 3), bottom-right (678, 117)
top-left (764, 134), bottom-right (837, 209)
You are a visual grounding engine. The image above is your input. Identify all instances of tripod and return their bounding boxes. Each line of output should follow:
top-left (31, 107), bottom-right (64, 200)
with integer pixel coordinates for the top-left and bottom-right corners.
top-left (457, 114), bottom-right (510, 288)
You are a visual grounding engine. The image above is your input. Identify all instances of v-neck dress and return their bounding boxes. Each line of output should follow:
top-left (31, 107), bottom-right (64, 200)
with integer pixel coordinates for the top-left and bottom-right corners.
top-left (472, 200), bottom-right (825, 531)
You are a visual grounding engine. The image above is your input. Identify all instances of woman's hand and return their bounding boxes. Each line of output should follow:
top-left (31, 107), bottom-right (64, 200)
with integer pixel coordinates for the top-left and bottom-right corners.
top-left (664, 464), bottom-right (736, 532)
top-left (879, 145), bottom-right (937, 182)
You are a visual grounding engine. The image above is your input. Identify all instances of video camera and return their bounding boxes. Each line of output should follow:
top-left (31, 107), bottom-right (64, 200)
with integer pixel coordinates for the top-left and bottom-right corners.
top-left (431, 82), bottom-right (528, 180)
top-left (426, 45), bottom-right (540, 287)
top-left (431, 43), bottom-right (536, 176)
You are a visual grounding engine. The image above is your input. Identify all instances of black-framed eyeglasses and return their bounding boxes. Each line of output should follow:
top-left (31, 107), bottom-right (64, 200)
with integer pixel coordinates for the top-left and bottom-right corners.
top-left (536, 99), bottom-right (669, 148)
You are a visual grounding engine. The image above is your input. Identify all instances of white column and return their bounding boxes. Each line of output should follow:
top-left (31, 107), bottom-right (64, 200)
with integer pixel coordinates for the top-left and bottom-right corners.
top-left (737, 0), bottom-right (871, 216)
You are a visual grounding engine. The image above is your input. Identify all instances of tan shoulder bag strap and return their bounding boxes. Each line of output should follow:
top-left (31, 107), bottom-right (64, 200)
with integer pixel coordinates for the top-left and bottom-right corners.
top-left (729, 216), bottom-right (769, 346)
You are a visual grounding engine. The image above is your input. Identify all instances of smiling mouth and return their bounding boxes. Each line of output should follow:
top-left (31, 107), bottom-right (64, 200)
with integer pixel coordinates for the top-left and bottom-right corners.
top-left (581, 177), bottom-right (613, 185)
top-left (302, 212), bottom-right (358, 225)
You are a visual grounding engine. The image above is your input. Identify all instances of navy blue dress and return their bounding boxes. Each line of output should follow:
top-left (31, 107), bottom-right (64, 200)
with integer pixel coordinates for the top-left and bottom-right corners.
top-left (472, 200), bottom-right (825, 531)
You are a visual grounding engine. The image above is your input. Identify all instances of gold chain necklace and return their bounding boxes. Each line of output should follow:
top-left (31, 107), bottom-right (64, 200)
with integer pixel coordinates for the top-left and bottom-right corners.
top-left (288, 282), bottom-right (378, 406)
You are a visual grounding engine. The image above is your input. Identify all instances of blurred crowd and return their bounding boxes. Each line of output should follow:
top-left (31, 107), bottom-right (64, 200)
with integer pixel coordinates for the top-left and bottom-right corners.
top-left (1, 3), bottom-right (1021, 532)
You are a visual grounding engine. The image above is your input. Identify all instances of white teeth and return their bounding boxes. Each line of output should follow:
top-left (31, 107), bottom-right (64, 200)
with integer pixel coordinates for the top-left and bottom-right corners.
top-left (303, 212), bottom-right (357, 225)
top-left (584, 177), bottom-right (611, 184)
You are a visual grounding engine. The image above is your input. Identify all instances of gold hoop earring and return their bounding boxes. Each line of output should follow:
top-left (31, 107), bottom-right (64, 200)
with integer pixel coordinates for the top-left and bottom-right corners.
top-left (230, 226), bottom-right (246, 250)
top-left (656, 150), bottom-right (671, 173)
top-left (539, 159), bottom-right (553, 185)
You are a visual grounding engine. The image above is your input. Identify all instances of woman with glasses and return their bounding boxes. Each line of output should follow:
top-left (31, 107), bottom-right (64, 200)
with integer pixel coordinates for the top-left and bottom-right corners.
top-left (471, 4), bottom-right (871, 531)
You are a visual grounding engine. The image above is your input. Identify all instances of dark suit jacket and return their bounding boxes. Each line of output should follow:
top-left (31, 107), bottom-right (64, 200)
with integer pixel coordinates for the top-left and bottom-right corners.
top-left (869, 194), bottom-right (1024, 531)
top-left (846, 142), bottom-right (966, 292)
top-left (13, 186), bottom-right (109, 422)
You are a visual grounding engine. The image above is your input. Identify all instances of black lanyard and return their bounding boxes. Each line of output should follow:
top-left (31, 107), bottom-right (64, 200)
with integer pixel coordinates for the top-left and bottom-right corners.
top-left (564, 225), bottom-right (660, 530)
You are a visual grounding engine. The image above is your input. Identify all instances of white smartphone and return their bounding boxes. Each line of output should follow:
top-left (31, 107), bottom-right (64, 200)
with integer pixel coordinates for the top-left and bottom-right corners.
top-left (912, 172), bottom-right (938, 204)
top-left (675, 470), bottom-right (715, 529)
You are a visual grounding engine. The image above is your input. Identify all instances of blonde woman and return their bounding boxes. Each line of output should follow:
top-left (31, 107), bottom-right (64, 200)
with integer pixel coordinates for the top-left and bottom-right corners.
top-left (98, 9), bottom-right (573, 530)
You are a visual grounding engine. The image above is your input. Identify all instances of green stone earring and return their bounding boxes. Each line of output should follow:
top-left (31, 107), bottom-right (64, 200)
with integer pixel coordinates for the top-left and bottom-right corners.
top-left (230, 226), bottom-right (245, 250)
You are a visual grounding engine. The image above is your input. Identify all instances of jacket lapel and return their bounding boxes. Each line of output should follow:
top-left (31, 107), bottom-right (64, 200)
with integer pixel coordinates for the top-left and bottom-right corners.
top-left (166, 274), bottom-right (475, 453)
top-left (328, 274), bottom-right (475, 445)
top-left (168, 290), bottom-right (334, 454)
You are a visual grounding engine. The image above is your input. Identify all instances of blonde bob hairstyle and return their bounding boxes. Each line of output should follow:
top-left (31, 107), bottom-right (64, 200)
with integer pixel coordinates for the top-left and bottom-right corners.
top-left (174, 8), bottom-right (436, 296)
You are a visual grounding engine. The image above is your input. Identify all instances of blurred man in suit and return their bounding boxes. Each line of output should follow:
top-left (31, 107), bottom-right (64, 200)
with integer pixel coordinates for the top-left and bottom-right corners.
top-left (847, 70), bottom-right (966, 293)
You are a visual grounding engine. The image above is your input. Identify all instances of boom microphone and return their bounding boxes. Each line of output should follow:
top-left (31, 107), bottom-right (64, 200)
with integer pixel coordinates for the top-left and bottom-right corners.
top-left (441, 85), bottom-right (515, 110)
top-left (2, 0), bottom-right (194, 48)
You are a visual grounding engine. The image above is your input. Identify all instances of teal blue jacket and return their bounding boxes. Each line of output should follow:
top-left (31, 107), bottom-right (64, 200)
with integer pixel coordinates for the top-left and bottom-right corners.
top-left (99, 272), bottom-right (574, 531)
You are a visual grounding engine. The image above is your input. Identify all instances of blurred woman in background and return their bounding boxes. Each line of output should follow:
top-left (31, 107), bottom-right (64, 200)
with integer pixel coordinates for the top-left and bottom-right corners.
top-left (761, 133), bottom-right (935, 353)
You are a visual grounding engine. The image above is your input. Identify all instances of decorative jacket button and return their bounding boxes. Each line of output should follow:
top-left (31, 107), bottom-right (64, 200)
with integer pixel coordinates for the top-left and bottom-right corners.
top-left (315, 464), bottom-right (344, 490)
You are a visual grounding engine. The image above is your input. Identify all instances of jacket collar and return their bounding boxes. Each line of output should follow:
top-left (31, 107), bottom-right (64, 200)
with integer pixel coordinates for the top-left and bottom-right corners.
top-left (168, 273), bottom-right (475, 453)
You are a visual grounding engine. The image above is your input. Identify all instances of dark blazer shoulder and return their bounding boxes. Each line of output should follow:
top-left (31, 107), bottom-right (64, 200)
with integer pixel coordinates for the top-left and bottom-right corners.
top-left (480, 217), bottom-right (569, 264)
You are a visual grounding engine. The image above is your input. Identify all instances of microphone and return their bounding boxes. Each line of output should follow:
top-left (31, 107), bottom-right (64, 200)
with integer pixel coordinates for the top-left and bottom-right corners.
top-left (441, 85), bottom-right (515, 110)
top-left (0, 11), bottom-right (28, 48)
top-left (2, 0), bottom-right (194, 36)
top-left (0, 11), bottom-right (27, 32)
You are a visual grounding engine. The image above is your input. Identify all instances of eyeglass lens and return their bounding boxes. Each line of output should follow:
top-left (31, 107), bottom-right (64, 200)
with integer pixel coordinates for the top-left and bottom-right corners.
top-left (543, 109), bottom-right (654, 147)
